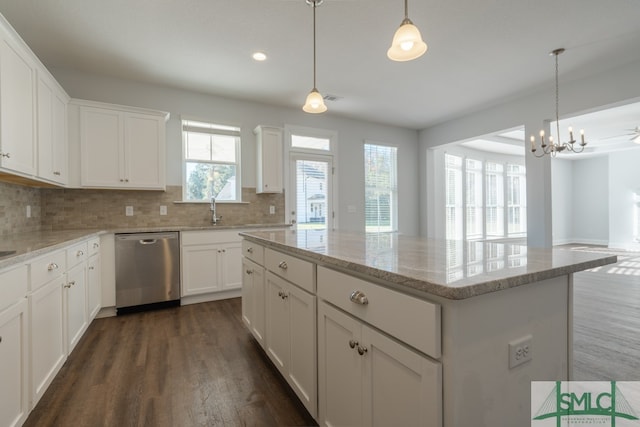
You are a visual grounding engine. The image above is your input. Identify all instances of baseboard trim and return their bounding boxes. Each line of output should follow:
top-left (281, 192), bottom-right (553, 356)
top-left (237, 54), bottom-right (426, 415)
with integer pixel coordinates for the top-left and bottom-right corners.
top-left (180, 288), bottom-right (242, 306)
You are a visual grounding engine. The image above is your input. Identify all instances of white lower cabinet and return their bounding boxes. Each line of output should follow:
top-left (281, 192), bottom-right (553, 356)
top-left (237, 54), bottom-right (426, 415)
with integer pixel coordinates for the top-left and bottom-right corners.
top-left (0, 298), bottom-right (28, 427)
top-left (181, 231), bottom-right (243, 302)
top-left (265, 271), bottom-right (317, 418)
top-left (241, 257), bottom-right (266, 347)
top-left (87, 253), bottom-right (101, 320)
top-left (65, 262), bottom-right (88, 354)
top-left (318, 301), bottom-right (442, 427)
top-left (29, 277), bottom-right (66, 407)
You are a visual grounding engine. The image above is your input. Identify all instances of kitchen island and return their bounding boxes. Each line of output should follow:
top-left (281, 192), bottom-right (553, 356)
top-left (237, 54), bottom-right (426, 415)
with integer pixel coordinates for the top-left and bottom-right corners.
top-left (239, 228), bottom-right (617, 427)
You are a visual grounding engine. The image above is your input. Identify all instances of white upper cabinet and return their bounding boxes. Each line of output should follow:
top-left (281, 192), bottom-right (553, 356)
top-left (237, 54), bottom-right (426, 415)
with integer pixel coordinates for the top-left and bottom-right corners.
top-left (254, 126), bottom-right (283, 193)
top-left (76, 100), bottom-right (168, 190)
top-left (37, 70), bottom-right (69, 185)
top-left (0, 24), bottom-right (36, 176)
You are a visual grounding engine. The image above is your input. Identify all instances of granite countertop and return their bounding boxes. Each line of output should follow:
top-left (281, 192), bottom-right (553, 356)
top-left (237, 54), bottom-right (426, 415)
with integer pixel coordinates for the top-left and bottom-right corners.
top-left (240, 228), bottom-right (618, 300)
top-left (0, 223), bottom-right (290, 270)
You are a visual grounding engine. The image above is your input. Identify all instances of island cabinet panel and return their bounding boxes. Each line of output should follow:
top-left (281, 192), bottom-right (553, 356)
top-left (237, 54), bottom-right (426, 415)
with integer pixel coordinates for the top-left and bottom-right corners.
top-left (317, 266), bottom-right (441, 359)
top-left (318, 301), bottom-right (442, 427)
top-left (265, 271), bottom-right (317, 418)
top-left (241, 257), bottom-right (266, 347)
top-left (265, 248), bottom-right (315, 293)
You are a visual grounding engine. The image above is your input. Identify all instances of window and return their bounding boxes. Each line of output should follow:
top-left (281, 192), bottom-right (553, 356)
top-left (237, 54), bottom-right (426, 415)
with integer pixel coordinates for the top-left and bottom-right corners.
top-left (364, 143), bottom-right (398, 232)
top-left (444, 153), bottom-right (526, 240)
top-left (292, 134), bottom-right (331, 151)
top-left (182, 119), bottom-right (241, 202)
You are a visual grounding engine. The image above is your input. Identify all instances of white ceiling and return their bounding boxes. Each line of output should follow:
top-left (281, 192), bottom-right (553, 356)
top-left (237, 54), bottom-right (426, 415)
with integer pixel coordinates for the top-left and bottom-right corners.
top-left (0, 0), bottom-right (639, 130)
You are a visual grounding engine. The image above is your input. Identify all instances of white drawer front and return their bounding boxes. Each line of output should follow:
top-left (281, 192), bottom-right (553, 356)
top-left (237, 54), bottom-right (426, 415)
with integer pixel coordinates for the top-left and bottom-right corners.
top-left (87, 237), bottom-right (101, 257)
top-left (0, 265), bottom-right (28, 311)
top-left (242, 240), bottom-right (264, 265)
top-left (317, 266), bottom-right (441, 359)
top-left (265, 248), bottom-right (315, 293)
top-left (30, 250), bottom-right (66, 291)
top-left (66, 241), bottom-right (88, 268)
top-left (182, 230), bottom-right (242, 246)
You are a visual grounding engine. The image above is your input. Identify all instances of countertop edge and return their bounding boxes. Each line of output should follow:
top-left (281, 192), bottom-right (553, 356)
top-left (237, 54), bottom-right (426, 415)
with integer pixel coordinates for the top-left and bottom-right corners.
top-left (240, 234), bottom-right (618, 300)
top-left (0, 224), bottom-right (290, 270)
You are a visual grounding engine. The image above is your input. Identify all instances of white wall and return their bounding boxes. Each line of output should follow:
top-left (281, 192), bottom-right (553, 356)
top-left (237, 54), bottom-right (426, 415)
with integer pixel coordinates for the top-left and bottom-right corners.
top-left (52, 68), bottom-right (420, 235)
top-left (551, 159), bottom-right (573, 245)
top-left (419, 58), bottom-right (640, 246)
top-left (609, 150), bottom-right (640, 250)
top-left (572, 156), bottom-right (608, 245)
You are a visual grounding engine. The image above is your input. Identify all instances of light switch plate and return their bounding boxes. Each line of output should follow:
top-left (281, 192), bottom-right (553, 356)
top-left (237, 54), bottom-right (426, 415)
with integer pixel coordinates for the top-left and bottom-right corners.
top-left (160, 205), bottom-right (167, 216)
top-left (269, 205), bottom-right (275, 215)
top-left (125, 206), bottom-right (134, 216)
top-left (26, 205), bottom-right (31, 218)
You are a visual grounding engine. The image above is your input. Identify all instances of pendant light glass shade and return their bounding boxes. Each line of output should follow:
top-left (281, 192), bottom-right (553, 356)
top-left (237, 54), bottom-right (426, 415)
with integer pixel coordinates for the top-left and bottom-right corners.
top-left (387, 18), bottom-right (427, 61)
top-left (303, 88), bottom-right (327, 113)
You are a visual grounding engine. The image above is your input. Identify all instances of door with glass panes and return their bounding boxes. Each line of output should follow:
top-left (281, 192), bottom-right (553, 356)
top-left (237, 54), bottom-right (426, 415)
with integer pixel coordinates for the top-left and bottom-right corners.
top-left (289, 154), bottom-right (333, 230)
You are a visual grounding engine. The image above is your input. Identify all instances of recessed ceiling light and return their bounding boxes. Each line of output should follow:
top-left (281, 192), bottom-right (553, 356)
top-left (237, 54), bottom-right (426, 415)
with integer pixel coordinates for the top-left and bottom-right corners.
top-left (252, 52), bottom-right (267, 61)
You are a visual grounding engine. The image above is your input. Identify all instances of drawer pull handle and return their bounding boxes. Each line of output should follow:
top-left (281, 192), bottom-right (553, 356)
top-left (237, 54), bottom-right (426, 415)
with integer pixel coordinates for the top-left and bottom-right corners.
top-left (64, 283), bottom-right (72, 289)
top-left (47, 262), bottom-right (59, 271)
top-left (278, 261), bottom-right (288, 270)
top-left (357, 345), bottom-right (368, 356)
top-left (349, 339), bottom-right (358, 349)
top-left (246, 269), bottom-right (253, 275)
top-left (77, 250), bottom-right (84, 257)
top-left (93, 243), bottom-right (100, 249)
top-left (89, 266), bottom-right (95, 270)
top-left (350, 290), bottom-right (369, 305)
top-left (247, 247), bottom-right (253, 254)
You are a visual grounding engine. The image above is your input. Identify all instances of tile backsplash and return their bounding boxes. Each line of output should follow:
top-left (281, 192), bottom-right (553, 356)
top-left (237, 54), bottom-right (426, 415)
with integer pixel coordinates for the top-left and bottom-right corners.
top-left (1, 182), bottom-right (285, 234)
top-left (0, 181), bottom-right (42, 236)
top-left (41, 186), bottom-right (285, 230)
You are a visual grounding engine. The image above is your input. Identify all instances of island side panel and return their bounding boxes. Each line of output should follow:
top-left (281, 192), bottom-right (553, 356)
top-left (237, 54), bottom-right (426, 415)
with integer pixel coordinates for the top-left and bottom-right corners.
top-left (440, 275), bottom-right (570, 427)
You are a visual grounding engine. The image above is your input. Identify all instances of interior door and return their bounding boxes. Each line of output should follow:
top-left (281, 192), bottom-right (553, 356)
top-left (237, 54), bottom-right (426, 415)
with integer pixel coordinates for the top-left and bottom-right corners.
top-left (289, 154), bottom-right (333, 230)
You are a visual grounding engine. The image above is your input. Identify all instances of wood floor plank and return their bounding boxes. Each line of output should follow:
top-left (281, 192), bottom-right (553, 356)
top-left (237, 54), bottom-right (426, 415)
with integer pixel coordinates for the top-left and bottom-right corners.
top-left (24, 298), bottom-right (317, 427)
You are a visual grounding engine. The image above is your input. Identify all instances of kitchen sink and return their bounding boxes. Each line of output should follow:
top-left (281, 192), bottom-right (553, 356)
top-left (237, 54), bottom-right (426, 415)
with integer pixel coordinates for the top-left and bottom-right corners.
top-left (0, 250), bottom-right (16, 258)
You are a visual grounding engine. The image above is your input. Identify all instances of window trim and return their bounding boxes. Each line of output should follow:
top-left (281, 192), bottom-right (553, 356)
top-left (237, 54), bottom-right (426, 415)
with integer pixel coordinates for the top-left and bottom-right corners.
top-left (181, 117), bottom-right (242, 203)
top-left (364, 141), bottom-right (398, 233)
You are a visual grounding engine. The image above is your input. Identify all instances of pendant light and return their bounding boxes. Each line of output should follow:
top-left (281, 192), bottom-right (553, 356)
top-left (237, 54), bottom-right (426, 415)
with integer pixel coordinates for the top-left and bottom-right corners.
top-left (303, 0), bottom-right (327, 114)
top-left (387, 0), bottom-right (427, 62)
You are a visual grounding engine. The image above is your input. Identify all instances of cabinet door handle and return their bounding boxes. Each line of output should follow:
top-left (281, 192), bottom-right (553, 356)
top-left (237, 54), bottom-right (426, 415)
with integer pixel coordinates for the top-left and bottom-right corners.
top-left (349, 339), bottom-right (358, 349)
top-left (53, 171), bottom-right (61, 175)
top-left (0, 152), bottom-right (10, 158)
top-left (89, 266), bottom-right (95, 270)
top-left (247, 247), bottom-right (253, 254)
top-left (357, 345), bottom-right (368, 356)
top-left (47, 262), bottom-right (59, 271)
top-left (246, 269), bottom-right (253, 275)
top-left (93, 243), bottom-right (100, 249)
top-left (278, 261), bottom-right (288, 270)
top-left (350, 290), bottom-right (369, 305)
top-left (64, 283), bottom-right (72, 289)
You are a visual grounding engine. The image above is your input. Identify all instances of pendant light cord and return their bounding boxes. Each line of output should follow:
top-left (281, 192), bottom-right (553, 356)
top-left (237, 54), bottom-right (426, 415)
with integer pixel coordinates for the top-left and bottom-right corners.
top-left (404, 0), bottom-right (409, 19)
top-left (555, 52), bottom-right (561, 144)
top-left (312, 1), bottom-right (317, 89)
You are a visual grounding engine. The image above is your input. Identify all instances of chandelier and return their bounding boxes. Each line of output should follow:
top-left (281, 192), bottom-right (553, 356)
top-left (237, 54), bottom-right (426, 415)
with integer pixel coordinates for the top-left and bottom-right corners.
top-left (387, 0), bottom-right (427, 62)
top-left (531, 48), bottom-right (587, 157)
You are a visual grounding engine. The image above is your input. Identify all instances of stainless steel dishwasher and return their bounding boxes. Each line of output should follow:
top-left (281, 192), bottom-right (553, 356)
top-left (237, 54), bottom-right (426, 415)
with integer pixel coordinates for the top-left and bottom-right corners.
top-left (115, 232), bottom-right (180, 314)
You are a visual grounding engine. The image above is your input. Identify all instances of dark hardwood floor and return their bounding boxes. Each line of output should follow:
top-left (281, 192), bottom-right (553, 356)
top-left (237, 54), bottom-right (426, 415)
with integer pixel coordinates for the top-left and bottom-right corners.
top-left (24, 298), bottom-right (317, 427)
top-left (571, 247), bottom-right (640, 380)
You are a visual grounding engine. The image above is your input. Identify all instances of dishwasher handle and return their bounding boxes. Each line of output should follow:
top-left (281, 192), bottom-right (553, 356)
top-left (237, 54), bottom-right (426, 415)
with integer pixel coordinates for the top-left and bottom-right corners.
top-left (139, 239), bottom-right (158, 245)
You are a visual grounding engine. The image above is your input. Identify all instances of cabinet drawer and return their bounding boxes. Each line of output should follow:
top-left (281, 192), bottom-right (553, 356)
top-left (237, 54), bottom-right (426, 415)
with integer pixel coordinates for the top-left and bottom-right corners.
top-left (0, 265), bottom-right (28, 311)
top-left (317, 266), bottom-right (441, 359)
top-left (181, 230), bottom-right (241, 246)
top-left (66, 241), bottom-right (88, 268)
top-left (242, 240), bottom-right (264, 265)
top-left (87, 237), bottom-right (101, 257)
top-left (30, 250), bottom-right (66, 291)
top-left (265, 248), bottom-right (315, 293)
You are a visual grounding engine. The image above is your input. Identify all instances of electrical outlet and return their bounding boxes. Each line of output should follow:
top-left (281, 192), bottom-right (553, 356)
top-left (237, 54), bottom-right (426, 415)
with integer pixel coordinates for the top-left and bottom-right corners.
top-left (26, 205), bottom-right (31, 218)
top-left (509, 334), bottom-right (533, 368)
top-left (125, 206), bottom-right (134, 216)
top-left (269, 205), bottom-right (275, 215)
top-left (160, 205), bottom-right (167, 216)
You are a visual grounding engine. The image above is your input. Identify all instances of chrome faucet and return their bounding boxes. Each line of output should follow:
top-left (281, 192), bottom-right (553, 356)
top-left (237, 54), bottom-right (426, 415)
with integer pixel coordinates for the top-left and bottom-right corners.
top-left (210, 196), bottom-right (222, 225)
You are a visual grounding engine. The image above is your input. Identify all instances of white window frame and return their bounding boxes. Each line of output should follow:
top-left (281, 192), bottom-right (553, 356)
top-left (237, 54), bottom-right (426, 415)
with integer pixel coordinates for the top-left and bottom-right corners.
top-left (284, 125), bottom-right (338, 229)
top-left (181, 117), bottom-right (242, 203)
top-left (364, 141), bottom-right (398, 233)
top-left (444, 149), bottom-right (526, 241)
